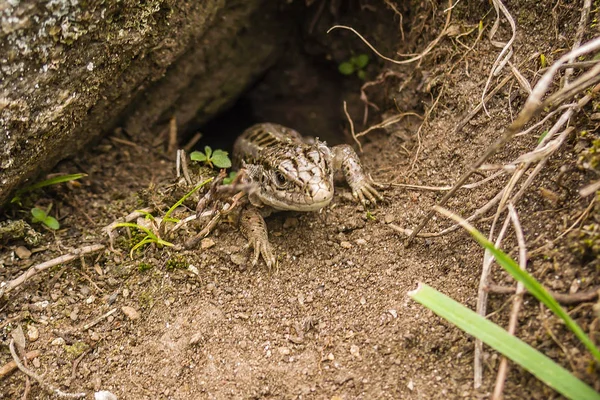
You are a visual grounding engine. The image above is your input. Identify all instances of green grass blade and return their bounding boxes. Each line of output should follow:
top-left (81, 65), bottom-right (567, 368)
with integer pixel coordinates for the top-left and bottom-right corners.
top-left (472, 228), bottom-right (600, 362)
top-left (114, 222), bottom-right (157, 241)
top-left (18, 173), bottom-right (87, 193)
top-left (409, 283), bottom-right (600, 400)
top-left (130, 237), bottom-right (153, 259)
top-left (435, 206), bottom-right (600, 363)
top-left (164, 177), bottom-right (213, 220)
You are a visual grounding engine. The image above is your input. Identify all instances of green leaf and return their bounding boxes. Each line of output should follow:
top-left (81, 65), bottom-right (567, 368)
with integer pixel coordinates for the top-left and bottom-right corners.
top-left (354, 54), bottom-right (369, 69)
top-left (409, 283), bottom-right (600, 400)
top-left (31, 207), bottom-right (47, 222)
top-left (190, 151), bottom-right (207, 162)
top-left (357, 69), bottom-right (366, 80)
top-left (204, 146), bottom-right (212, 158)
top-left (223, 171), bottom-right (238, 185)
top-left (540, 53), bottom-right (547, 68)
top-left (210, 150), bottom-right (232, 168)
top-left (538, 130), bottom-right (549, 144)
top-left (43, 216), bottom-right (60, 230)
top-left (338, 62), bottom-right (355, 75)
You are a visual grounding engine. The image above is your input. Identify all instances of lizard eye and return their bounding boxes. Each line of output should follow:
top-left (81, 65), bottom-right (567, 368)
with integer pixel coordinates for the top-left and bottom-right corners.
top-left (274, 171), bottom-right (287, 188)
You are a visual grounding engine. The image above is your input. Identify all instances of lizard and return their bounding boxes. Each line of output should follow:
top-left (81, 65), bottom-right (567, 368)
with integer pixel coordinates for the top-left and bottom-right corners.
top-left (232, 122), bottom-right (383, 268)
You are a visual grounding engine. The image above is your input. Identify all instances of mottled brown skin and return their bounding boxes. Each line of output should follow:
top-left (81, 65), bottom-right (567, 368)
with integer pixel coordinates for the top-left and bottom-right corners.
top-left (234, 123), bottom-right (382, 268)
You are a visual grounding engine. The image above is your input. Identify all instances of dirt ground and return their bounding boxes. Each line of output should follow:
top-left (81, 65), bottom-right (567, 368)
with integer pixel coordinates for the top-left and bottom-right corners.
top-left (2, 0), bottom-right (600, 399)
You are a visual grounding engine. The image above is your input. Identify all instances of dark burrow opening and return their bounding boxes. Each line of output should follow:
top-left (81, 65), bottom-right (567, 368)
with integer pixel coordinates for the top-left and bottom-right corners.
top-left (187, 0), bottom-right (415, 155)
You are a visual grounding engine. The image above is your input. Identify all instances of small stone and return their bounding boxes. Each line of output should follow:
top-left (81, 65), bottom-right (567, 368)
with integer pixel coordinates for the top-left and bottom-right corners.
top-left (121, 306), bottom-right (140, 321)
top-left (235, 312), bottom-right (249, 320)
top-left (388, 309), bottom-right (398, 318)
top-left (355, 238), bottom-right (367, 245)
top-left (26, 325), bottom-right (39, 342)
top-left (86, 295), bottom-right (96, 304)
top-left (52, 337), bottom-right (65, 346)
top-left (278, 346), bottom-right (291, 355)
top-left (188, 265), bottom-right (199, 275)
top-left (200, 238), bottom-right (215, 249)
top-left (283, 217), bottom-right (299, 229)
top-left (327, 353), bottom-right (335, 361)
top-left (407, 380), bottom-right (414, 391)
top-left (94, 391), bottom-right (117, 400)
top-left (230, 254), bottom-right (246, 266)
top-left (189, 332), bottom-right (203, 346)
top-left (90, 331), bottom-right (100, 341)
top-left (206, 283), bottom-right (216, 292)
top-left (360, 297), bottom-right (366, 305)
top-left (384, 214), bottom-right (395, 224)
top-left (350, 344), bottom-right (360, 358)
top-left (122, 288), bottom-right (130, 298)
top-left (32, 357), bottom-right (41, 368)
top-left (340, 241), bottom-right (352, 249)
top-left (15, 246), bottom-right (31, 259)
top-left (239, 340), bottom-right (247, 349)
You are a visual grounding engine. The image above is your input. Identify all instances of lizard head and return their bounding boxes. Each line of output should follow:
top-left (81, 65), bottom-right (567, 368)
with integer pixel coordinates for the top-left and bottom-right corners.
top-left (244, 141), bottom-right (334, 212)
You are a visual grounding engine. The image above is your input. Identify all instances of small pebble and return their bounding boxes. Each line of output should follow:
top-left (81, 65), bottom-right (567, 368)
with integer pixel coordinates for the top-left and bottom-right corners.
top-left (206, 283), bottom-right (216, 292)
top-left (52, 337), bottom-right (65, 346)
top-left (200, 238), bottom-right (215, 249)
top-left (355, 238), bottom-right (367, 245)
top-left (15, 246), bottom-right (31, 259)
top-left (384, 214), bottom-right (395, 224)
top-left (122, 288), bottom-right (130, 298)
top-left (86, 295), bottom-right (96, 304)
top-left (278, 346), bottom-right (291, 355)
top-left (350, 344), bottom-right (361, 358)
top-left (27, 325), bottom-right (39, 342)
top-left (32, 357), bottom-right (41, 368)
top-left (388, 309), bottom-right (398, 318)
top-left (230, 254), bottom-right (246, 266)
top-left (189, 332), bottom-right (203, 346)
top-left (327, 353), bottom-right (335, 361)
top-left (90, 331), bottom-right (100, 341)
top-left (340, 241), bottom-right (352, 249)
top-left (121, 306), bottom-right (140, 321)
top-left (95, 391), bottom-right (118, 400)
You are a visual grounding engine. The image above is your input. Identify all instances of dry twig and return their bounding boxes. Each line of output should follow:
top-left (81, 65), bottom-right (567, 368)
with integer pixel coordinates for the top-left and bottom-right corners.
top-left (0, 351), bottom-right (40, 380)
top-left (9, 340), bottom-right (86, 398)
top-left (486, 284), bottom-right (600, 305)
top-left (492, 204), bottom-right (527, 399)
top-left (407, 38), bottom-right (600, 246)
top-left (0, 244), bottom-right (105, 298)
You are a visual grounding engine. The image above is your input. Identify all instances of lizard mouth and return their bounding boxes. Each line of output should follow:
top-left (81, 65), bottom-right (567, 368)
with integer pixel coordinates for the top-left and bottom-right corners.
top-left (261, 189), bottom-right (334, 212)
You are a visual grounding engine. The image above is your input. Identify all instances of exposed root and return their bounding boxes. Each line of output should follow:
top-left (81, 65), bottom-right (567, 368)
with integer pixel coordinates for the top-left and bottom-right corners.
top-left (327, 0), bottom-right (452, 66)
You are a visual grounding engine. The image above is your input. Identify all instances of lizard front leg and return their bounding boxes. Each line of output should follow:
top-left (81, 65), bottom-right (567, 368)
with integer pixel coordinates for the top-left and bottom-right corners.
top-left (331, 144), bottom-right (383, 206)
top-left (240, 206), bottom-right (276, 268)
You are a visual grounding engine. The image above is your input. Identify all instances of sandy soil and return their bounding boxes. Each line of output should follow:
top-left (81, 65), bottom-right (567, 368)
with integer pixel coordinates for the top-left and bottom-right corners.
top-left (1, 0), bottom-right (600, 399)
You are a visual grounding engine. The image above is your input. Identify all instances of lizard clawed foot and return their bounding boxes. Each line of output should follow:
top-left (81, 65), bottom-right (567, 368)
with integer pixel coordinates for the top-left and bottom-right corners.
top-left (247, 235), bottom-right (277, 269)
top-left (350, 177), bottom-right (385, 207)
